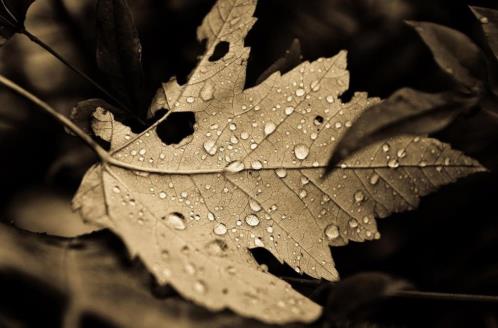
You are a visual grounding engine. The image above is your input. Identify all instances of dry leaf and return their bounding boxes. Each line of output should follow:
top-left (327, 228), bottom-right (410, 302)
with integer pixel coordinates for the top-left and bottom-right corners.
top-left (74, 0), bottom-right (485, 323)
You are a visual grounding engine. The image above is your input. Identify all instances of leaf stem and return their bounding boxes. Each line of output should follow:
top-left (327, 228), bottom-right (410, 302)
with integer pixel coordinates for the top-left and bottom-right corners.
top-left (19, 28), bottom-right (130, 115)
top-left (0, 74), bottom-right (110, 160)
top-left (280, 276), bottom-right (498, 303)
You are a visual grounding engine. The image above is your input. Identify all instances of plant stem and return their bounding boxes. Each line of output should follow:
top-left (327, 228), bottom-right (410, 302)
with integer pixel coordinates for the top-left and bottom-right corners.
top-left (280, 276), bottom-right (498, 303)
top-left (19, 28), bottom-right (130, 114)
top-left (0, 74), bottom-right (109, 160)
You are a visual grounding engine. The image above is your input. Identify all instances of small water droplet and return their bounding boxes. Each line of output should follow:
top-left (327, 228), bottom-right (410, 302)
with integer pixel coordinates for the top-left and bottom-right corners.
top-left (207, 212), bottom-right (215, 221)
top-left (186, 96), bottom-right (195, 103)
top-left (264, 122), bottom-right (276, 135)
top-left (294, 144), bottom-right (309, 160)
top-left (397, 149), bottom-right (406, 158)
top-left (326, 95), bottom-right (334, 103)
top-left (203, 140), bottom-right (217, 155)
top-left (276, 168), bottom-right (287, 178)
top-left (388, 159), bottom-right (399, 168)
top-left (112, 186), bottom-right (121, 193)
top-left (382, 143), bottom-right (390, 152)
top-left (159, 191), bottom-right (167, 199)
top-left (325, 224), bottom-right (339, 240)
top-left (200, 83), bottom-right (214, 101)
top-left (285, 106), bottom-right (295, 115)
top-left (295, 88), bottom-right (305, 97)
top-left (354, 190), bottom-right (365, 203)
top-left (165, 212), bottom-right (186, 230)
top-left (206, 239), bottom-right (227, 255)
top-left (245, 214), bottom-right (260, 227)
top-left (251, 160), bottom-right (263, 170)
top-left (225, 161), bottom-right (245, 173)
top-left (310, 80), bottom-right (320, 92)
top-left (369, 173), bottom-right (380, 185)
top-left (194, 280), bottom-right (207, 294)
top-left (299, 189), bottom-right (307, 199)
top-left (213, 223), bottom-right (227, 235)
top-left (254, 237), bottom-right (265, 247)
top-left (480, 16), bottom-right (489, 24)
top-left (349, 218), bottom-right (358, 228)
top-left (249, 199), bottom-right (262, 212)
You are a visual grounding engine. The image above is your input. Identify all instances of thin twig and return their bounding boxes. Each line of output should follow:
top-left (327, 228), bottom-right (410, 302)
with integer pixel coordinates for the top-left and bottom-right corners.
top-left (19, 28), bottom-right (145, 125)
top-left (0, 74), bottom-right (109, 160)
top-left (280, 276), bottom-right (498, 303)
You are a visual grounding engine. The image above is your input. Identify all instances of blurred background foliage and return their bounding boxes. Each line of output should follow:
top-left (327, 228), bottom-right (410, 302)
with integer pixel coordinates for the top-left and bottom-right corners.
top-left (1, 0), bottom-right (498, 327)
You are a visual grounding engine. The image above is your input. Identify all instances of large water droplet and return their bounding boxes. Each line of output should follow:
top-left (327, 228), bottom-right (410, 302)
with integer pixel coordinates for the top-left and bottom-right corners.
top-left (294, 144), bottom-right (309, 160)
top-left (203, 140), bottom-right (217, 155)
top-left (325, 224), bottom-right (339, 240)
top-left (264, 122), bottom-right (276, 135)
top-left (166, 212), bottom-right (186, 230)
top-left (213, 223), bottom-right (227, 235)
top-left (245, 214), bottom-right (260, 227)
top-left (225, 161), bottom-right (244, 173)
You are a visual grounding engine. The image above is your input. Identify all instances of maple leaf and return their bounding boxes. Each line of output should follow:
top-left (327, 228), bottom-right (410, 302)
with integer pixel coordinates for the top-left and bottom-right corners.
top-left (74, 0), bottom-right (485, 323)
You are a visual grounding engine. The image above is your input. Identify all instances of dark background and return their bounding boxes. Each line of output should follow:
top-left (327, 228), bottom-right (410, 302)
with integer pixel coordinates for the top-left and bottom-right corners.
top-left (1, 0), bottom-right (498, 327)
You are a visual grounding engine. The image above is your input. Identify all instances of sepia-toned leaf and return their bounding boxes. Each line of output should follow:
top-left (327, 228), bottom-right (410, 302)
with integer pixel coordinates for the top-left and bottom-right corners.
top-left (74, 0), bottom-right (485, 323)
top-left (0, 223), bottom-right (272, 328)
top-left (0, 0), bottom-right (35, 46)
top-left (326, 88), bottom-right (479, 170)
top-left (96, 0), bottom-right (145, 115)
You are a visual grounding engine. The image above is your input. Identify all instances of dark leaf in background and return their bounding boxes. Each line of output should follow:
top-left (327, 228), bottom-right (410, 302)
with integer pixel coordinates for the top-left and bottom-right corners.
top-left (96, 0), bottom-right (145, 116)
top-left (254, 38), bottom-right (302, 85)
top-left (407, 20), bottom-right (488, 94)
top-left (0, 223), bottom-right (273, 328)
top-left (471, 6), bottom-right (498, 60)
top-left (327, 88), bottom-right (478, 171)
top-left (470, 6), bottom-right (498, 98)
top-left (313, 272), bottom-right (410, 325)
top-left (0, 0), bottom-right (34, 46)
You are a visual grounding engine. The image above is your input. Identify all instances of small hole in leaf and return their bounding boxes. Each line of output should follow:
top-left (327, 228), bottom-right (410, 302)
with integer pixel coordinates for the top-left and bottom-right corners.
top-left (209, 41), bottom-right (229, 62)
top-left (314, 115), bottom-right (324, 125)
top-left (156, 111), bottom-right (196, 145)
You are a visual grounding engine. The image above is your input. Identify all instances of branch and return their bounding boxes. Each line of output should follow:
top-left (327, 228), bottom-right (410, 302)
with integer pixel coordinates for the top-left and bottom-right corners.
top-left (280, 276), bottom-right (498, 303)
top-left (0, 74), bottom-right (109, 160)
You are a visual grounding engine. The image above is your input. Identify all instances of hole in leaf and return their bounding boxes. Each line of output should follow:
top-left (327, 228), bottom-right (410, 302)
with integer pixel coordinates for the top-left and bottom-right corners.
top-left (209, 41), bottom-right (229, 62)
top-left (156, 111), bottom-right (196, 145)
top-left (314, 115), bottom-right (324, 125)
